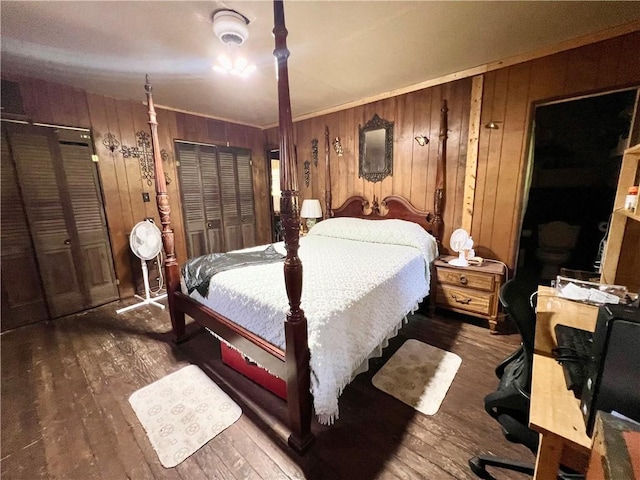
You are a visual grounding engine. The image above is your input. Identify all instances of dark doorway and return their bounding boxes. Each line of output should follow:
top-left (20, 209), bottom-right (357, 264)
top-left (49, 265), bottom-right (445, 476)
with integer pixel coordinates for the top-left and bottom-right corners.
top-left (517, 89), bottom-right (638, 286)
top-left (268, 148), bottom-right (283, 242)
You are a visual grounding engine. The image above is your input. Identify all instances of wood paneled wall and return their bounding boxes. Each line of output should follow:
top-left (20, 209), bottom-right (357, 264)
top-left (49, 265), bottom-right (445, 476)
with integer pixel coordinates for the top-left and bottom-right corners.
top-left (5, 30), bottom-right (639, 294)
top-left (267, 30), bottom-right (640, 271)
top-left (3, 75), bottom-right (271, 298)
top-left (265, 79), bottom-right (473, 252)
top-left (472, 31), bottom-right (640, 267)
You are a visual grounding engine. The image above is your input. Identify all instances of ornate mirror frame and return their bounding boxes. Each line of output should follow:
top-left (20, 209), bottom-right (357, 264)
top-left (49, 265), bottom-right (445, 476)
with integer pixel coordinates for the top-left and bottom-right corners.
top-left (358, 114), bottom-right (394, 183)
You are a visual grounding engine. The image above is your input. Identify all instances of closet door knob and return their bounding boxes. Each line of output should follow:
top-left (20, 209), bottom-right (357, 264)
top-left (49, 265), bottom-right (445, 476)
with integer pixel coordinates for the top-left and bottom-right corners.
top-left (64, 238), bottom-right (71, 245)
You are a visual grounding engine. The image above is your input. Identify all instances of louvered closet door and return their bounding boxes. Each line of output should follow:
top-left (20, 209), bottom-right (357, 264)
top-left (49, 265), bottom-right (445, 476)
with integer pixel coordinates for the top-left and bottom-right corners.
top-left (176, 143), bottom-right (224, 257)
top-left (219, 148), bottom-right (256, 251)
top-left (236, 149), bottom-right (256, 247)
top-left (58, 130), bottom-right (118, 307)
top-left (218, 149), bottom-right (242, 251)
top-left (177, 143), bottom-right (257, 255)
top-left (1, 130), bottom-right (48, 330)
top-left (5, 124), bottom-right (118, 318)
top-left (199, 146), bottom-right (224, 253)
top-left (8, 126), bottom-right (85, 317)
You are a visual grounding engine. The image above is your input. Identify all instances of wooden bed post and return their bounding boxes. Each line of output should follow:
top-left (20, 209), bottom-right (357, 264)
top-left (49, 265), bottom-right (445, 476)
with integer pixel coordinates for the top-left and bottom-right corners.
top-left (427, 99), bottom-right (448, 317)
top-left (434, 99), bottom-right (448, 243)
top-left (145, 76), bottom-right (185, 342)
top-left (273, 0), bottom-right (314, 453)
top-left (324, 126), bottom-right (332, 218)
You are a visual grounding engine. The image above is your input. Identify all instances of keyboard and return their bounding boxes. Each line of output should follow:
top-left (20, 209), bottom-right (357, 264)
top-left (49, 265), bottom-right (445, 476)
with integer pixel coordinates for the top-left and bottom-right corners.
top-left (552, 324), bottom-right (594, 399)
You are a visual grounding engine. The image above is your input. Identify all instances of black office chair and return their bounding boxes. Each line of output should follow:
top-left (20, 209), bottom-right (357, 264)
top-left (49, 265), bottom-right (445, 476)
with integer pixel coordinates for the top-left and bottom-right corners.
top-left (469, 280), bottom-right (583, 480)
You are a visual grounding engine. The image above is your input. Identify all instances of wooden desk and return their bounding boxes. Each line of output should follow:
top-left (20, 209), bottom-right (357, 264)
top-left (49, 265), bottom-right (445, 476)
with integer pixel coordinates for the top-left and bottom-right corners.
top-left (530, 286), bottom-right (598, 480)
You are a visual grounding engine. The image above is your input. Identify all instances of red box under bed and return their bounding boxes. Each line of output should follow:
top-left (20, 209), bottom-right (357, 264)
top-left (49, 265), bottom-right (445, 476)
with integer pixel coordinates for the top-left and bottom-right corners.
top-left (220, 344), bottom-right (287, 400)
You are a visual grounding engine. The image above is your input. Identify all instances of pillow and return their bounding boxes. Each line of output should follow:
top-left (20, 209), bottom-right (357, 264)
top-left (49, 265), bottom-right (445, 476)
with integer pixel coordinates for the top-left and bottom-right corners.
top-left (307, 217), bottom-right (438, 263)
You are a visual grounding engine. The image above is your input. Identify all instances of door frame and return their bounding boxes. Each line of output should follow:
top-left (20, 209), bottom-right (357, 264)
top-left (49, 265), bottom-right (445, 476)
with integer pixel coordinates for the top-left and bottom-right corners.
top-left (515, 86), bottom-right (640, 277)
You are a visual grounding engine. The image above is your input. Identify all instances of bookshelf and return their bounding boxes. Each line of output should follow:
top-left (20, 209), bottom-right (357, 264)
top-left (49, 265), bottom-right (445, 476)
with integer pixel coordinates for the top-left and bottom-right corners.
top-left (601, 143), bottom-right (640, 292)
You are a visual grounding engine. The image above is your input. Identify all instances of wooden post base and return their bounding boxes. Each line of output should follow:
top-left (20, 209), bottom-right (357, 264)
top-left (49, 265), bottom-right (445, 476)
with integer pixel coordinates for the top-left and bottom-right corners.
top-left (288, 432), bottom-right (315, 455)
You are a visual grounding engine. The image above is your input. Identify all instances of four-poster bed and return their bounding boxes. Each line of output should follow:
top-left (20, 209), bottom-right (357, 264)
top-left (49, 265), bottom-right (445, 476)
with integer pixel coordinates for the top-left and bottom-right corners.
top-left (145, 0), bottom-right (448, 454)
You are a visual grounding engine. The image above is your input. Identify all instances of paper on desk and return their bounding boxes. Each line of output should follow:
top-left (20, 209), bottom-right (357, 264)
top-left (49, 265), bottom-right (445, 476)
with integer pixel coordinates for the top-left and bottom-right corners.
top-left (558, 282), bottom-right (620, 305)
top-left (559, 282), bottom-right (590, 301)
top-left (587, 288), bottom-right (620, 304)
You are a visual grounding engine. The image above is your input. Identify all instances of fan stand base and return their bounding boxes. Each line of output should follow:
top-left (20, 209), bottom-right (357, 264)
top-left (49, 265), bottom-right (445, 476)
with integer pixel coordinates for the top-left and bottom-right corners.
top-left (116, 258), bottom-right (167, 314)
top-left (448, 257), bottom-right (469, 267)
top-left (116, 293), bottom-right (168, 314)
top-left (448, 250), bottom-right (469, 267)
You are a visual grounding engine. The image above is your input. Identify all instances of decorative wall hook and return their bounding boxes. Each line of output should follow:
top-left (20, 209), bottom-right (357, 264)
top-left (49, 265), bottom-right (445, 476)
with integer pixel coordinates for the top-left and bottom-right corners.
top-left (333, 137), bottom-right (344, 157)
top-left (311, 138), bottom-right (318, 167)
top-left (414, 134), bottom-right (429, 146)
top-left (303, 160), bottom-right (310, 187)
top-left (161, 149), bottom-right (172, 184)
top-left (102, 132), bottom-right (120, 153)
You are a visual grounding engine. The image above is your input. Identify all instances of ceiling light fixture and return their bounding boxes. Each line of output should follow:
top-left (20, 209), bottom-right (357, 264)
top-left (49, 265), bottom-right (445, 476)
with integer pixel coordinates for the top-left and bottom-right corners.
top-left (485, 121), bottom-right (502, 129)
top-left (212, 10), bottom-right (249, 46)
top-left (212, 54), bottom-right (256, 78)
top-left (211, 9), bottom-right (256, 78)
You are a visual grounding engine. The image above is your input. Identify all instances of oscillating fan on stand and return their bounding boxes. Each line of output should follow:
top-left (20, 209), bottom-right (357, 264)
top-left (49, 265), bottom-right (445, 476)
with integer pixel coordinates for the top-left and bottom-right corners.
top-left (116, 220), bottom-right (167, 314)
top-left (448, 228), bottom-right (474, 267)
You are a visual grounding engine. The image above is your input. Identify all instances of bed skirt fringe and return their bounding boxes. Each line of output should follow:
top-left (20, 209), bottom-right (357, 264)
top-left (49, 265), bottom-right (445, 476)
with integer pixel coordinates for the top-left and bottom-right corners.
top-left (315, 299), bottom-right (422, 425)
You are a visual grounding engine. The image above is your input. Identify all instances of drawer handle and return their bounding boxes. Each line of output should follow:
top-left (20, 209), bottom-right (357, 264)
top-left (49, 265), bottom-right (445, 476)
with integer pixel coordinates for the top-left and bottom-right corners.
top-left (451, 294), bottom-right (472, 305)
top-left (459, 275), bottom-right (468, 285)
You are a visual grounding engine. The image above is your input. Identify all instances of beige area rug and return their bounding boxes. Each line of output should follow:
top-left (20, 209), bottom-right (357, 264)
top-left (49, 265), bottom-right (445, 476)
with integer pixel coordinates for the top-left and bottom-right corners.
top-left (372, 339), bottom-right (462, 416)
top-left (129, 365), bottom-right (242, 468)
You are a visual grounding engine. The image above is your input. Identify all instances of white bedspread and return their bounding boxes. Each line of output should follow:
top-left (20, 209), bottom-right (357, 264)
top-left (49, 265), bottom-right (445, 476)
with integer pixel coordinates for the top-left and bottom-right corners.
top-left (188, 218), bottom-right (438, 424)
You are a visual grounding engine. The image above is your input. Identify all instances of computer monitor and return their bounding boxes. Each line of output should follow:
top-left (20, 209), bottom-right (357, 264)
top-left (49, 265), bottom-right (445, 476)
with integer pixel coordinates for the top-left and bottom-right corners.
top-left (580, 303), bottom-right (640, 436)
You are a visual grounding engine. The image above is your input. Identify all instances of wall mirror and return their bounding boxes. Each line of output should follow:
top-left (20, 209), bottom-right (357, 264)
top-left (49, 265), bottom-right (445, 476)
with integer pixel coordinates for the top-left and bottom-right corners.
top-left (359, 114), bottom-right (394, 183)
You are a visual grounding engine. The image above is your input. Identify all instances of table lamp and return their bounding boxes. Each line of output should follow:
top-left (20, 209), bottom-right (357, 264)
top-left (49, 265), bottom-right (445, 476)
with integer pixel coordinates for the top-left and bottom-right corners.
top-left (300, 199), bottom-right (322, 231)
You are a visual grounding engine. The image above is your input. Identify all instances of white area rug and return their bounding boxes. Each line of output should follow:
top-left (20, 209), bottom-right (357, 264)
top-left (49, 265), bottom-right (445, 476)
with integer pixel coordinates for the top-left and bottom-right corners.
top-left (372, 339), bottom-right (462, 416)
top-left (129, 365), bottom-right (241, 468)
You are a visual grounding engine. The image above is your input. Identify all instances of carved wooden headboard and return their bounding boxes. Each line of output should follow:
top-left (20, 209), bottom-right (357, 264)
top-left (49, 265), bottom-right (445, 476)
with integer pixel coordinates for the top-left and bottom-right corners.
top-left (332, 195), bottom-right (441, 241)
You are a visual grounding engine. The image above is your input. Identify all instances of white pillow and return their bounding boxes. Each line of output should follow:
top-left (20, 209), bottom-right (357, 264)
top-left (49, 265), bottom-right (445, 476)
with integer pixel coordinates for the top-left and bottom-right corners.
top-left (308, 217), bottom-right (438, 264)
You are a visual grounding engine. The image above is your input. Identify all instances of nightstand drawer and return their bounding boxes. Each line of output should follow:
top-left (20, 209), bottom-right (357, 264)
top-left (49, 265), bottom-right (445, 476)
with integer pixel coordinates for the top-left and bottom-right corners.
top-left (436, 268), bottom-right (495, 292)
top-left (433, 256), bottom-right (506, 333)
top-left (436, 285), bottom-right (494, 317)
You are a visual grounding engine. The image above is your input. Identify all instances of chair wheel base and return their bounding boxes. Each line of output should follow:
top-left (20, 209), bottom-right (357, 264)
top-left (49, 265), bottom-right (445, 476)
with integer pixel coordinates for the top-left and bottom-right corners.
top-left (468, 457), bottom-right (495, 480)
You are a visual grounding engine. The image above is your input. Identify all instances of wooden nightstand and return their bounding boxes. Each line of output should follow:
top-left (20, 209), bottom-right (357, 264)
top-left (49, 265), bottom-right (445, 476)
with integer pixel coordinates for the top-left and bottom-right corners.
top-left (434, 256), bottom-right (507, 333)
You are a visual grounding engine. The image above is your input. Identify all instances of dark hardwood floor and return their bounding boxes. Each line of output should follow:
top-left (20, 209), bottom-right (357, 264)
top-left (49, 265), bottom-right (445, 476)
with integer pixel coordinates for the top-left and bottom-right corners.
top-left (1, 300), bottom-right (533, 479)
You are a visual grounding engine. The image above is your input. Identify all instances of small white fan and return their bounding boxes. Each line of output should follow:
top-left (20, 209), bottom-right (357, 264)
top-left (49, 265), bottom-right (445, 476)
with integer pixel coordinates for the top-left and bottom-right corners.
top-left (116, 220), bottom-right (167, 314)
top-left (448, 228), bottom-right (474, 267)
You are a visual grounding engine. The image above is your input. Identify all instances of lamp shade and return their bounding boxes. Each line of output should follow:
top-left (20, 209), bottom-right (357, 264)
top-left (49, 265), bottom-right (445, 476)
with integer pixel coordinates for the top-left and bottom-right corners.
top-left (300, 199), bottom-right (322, 218)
